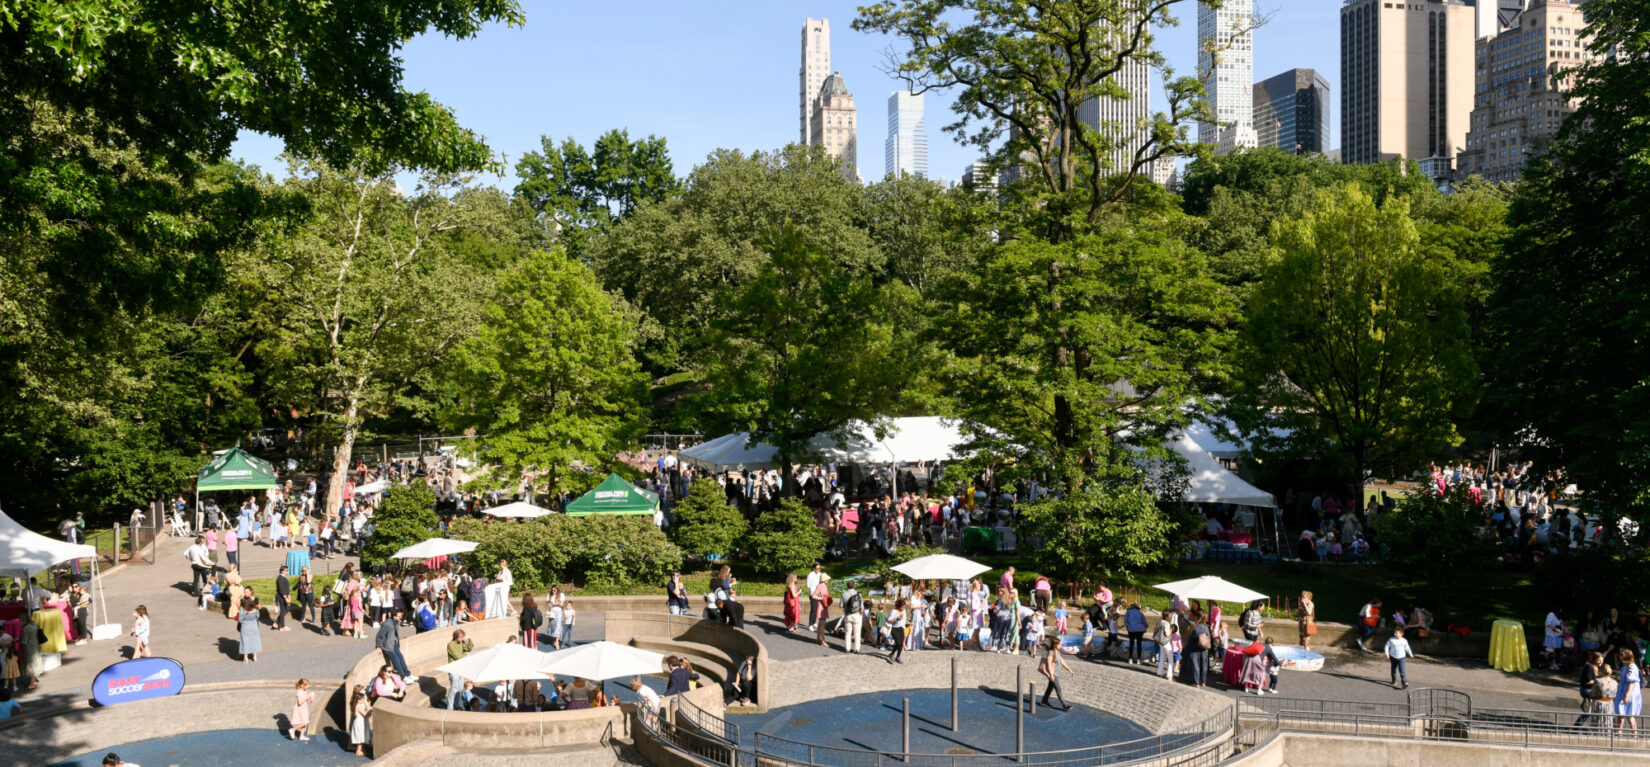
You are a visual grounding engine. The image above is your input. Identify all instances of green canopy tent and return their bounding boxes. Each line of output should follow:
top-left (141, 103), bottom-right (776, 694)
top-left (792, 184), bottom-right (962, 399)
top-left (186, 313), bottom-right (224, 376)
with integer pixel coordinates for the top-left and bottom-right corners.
top-left (564, 473), bottom-right (659, 517)
top-left (194, 447), bottom-right (278, 530)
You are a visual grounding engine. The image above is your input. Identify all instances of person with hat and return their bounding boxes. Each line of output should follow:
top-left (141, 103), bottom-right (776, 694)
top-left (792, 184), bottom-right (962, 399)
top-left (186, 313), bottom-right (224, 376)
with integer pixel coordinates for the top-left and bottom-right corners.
top-left (812, 573), bottom-right (833, 647)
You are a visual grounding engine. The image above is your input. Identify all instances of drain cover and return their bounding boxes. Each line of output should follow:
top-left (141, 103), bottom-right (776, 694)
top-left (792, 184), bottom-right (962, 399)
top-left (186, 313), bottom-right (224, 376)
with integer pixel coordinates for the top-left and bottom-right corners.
top-left (790, 718), bottom-right (812, 727)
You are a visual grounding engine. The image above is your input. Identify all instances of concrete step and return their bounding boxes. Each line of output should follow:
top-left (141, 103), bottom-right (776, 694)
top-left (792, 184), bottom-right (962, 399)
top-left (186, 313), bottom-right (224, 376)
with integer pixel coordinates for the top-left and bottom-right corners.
top-left (376, 739), bottom-right (649, 767)
top-left (624, 637), bottom-right (732, 686)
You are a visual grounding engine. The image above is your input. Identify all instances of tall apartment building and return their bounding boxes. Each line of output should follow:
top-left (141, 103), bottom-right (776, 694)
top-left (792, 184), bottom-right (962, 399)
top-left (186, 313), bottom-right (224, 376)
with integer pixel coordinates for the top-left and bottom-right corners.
top-left (962, 161), bottom-right (997, 194)
top-left (811, 72), bottom-right (859, 183)
top-left (1076, 55), bottom-right (1155, 175)
top-left (1478, 0), bottom-right (1531, 39)
top-left (885, 90), bottom-right (928, 179)
top-left (1253, 69), bottom-right (1333, 154)
top-left (1340, 0), bottom-right (1477, 182)
top-left (1459, 0), bottom-right (1592, 182)
top-left (1198, 0), bottom-right (1257, 153)
top-left (800, 19), bottom-right (831, 145)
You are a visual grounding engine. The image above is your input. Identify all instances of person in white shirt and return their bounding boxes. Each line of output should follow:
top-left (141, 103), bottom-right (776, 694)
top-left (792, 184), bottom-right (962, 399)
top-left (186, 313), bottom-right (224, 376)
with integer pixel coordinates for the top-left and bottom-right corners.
top-left (183, 537), bottom-right (213, 599)
top-left (1385, 628), bottom-right (1413, 689)
top-left (805, 564), bottom-right (823, 631)
top-left (485, 560), bottom-right (513, 619)
top-left (630, 676), bottom-right (662, 724)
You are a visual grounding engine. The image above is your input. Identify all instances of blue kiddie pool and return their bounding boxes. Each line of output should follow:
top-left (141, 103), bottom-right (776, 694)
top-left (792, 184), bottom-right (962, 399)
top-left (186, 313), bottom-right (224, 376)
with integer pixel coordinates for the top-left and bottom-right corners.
top-left (1058, 633), bottom-right (1161, 658)
top-left (1269, 644), bottom-right (1325, 671)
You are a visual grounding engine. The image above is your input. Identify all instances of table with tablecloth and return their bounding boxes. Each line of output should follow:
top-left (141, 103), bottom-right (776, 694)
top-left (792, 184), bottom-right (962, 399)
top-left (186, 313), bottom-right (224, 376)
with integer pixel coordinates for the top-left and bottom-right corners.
top-left (285, 549), bottom-right (311, 577)
top-left (33, 608), bottom-right (67, 653)
top-left (1489, 619), bottom-right (1530, 672)
top-left (1223, 645), bottom-right (1247, 686)
top-left (1, 601), bottom-right (74, 642)
top-left (1224, 532), bottom-right (1253, 547)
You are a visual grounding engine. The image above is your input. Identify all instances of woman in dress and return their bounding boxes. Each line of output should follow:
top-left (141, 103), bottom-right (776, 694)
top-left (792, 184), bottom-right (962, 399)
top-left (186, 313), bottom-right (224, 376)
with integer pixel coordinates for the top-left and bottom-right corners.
top-left (1297, 590), bottom-right (1316, 649)
top-left (130, 605), bottom-right (151, 658)
top-left (237, 595), bottom-right (262, 662)
top-left (1240, 640), bottom-right (1270, 695)
top-left (347, 573), bottom-right (367, 639)
top-left (1615, 648), bottom-right (1643, 732)
top-left (289, 678), bottom-right (315, 741)
top-left (349, 684), bottom-right (372, 757)
top-left (782, 573), bottom-right (801, 631)
top-left (564, 677), bottom-right (594, 709)
top-left (224, 565), bottom-right (245, 619)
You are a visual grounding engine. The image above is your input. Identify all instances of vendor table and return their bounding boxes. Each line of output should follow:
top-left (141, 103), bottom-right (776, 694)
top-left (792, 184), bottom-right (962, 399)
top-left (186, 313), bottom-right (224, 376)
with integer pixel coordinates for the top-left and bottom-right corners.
top-left (1222, 645), bottom-right (1247, 686)
top-left (2, 618), bottom-right (18, 641)
top-left (1489, 619), bottom-right (1530, 672)
top-left (285, 550), bottom-right (311, 577)
top-left (0, 602), bottom-right (23, 622)
top-left (33, 608), bottom-right (67, 653)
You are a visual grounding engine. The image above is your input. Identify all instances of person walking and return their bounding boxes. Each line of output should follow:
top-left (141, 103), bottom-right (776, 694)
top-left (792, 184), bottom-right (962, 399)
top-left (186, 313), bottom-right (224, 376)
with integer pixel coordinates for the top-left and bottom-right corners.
top-left (1296, 591), bottom-right (1316, 649)
top-left (1385, 627), bottom-right (1413, 689)
top-left (887, 600), bottom-right (909, 664)
top-left (446, 629), bottom-right (474, 710)
top-left (237, 596), bottom-right (262, 663)
top-left (518, 594), bottom-right (542, 648)
top-left (1615, 648), bottom-right (1643, 732)
top-left (812, 574), bottom-right (832, 647)
top-left (841, 582), bottom-right (864, 654)
top-left (805, 563), bottom-right (824, 631)
top-left (274, 566), bottom-right (292, 632)
top-left (1038, 638), bottom-right (1072, 710)
top-left (1358, 599), bottom-right (1383, 651)
top-left (289, 678), bottom-right (315, 741)
top-left (184, 536), bottom-right (213, 599)
top-left (129, 606), bottom-right (151, 659)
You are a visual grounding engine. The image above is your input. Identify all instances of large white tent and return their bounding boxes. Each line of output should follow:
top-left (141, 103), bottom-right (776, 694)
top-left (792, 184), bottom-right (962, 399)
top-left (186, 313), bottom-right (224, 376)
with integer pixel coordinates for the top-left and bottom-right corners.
top-left (679, 417), bottom-right (969, 472)
top-left (1167, 433), bottom-right (1277, 509)
top-left (0, 507), bottom-right (96, 578)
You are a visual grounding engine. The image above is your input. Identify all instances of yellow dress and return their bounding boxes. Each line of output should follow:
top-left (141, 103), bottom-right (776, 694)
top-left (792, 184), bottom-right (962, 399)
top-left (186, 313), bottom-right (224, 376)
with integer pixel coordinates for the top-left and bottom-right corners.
top-left (225, 572), bottom-right (245, 618)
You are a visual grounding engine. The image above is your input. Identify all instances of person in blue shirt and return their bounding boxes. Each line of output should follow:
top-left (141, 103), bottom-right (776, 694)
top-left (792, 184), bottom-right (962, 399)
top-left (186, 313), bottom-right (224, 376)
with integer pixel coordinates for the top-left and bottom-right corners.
top-left (0, 687), bottom-right (20, 719)
top-left (1124, 603), bottom-right (1149, 664)
top-left (416, 599), bottom-right (438, 633)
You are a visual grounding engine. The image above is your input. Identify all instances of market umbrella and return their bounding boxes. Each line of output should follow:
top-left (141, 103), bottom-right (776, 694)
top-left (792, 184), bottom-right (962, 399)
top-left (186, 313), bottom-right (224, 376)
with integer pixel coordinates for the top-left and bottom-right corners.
top-left (892, 553), bottom-right (990, 581)
top-left (1152, 575), bottom-right (1268, 604)
top-left (484, 501), bottom-right (552, 519)
top-left (436, 643), bottom-right (552, 684)
top-left (389, 538), bottom-right (478, 561)
top-left (538, 641), bottom-right (667, 681)
top-left (355, 479), bottom-right (390, 495)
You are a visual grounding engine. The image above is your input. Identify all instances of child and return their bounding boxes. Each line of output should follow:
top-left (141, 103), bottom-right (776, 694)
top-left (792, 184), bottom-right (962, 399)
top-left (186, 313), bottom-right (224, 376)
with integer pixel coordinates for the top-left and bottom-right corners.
top-left (1263, 637), bottom-right (1281, 693)
top-left (130, 605), bottom-right (151, 658)
top-left (290, 678), bottom-right (315, 741)
top-left (1023, 611), bottom-right (1045, 656)
top-left (199, 579), bottom-right (216, 611)
top-left (1080, 613), bottom-right (1097, 657)
top-left (562, 602), bottom-right (577, 646)
top-left (1, 634), bottom-right (18, 692)
top-left (1055, 601), bottom-right (1070, 634)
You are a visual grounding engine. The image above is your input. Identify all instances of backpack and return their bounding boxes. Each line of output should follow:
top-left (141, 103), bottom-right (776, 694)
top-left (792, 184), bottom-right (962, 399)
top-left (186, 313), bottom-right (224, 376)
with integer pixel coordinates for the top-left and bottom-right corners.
top-left (845, 591), bottom-right (863, 615)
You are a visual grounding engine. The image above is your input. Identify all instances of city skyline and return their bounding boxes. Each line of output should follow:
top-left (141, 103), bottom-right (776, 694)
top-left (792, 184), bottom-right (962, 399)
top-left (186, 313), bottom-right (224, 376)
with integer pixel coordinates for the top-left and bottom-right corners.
top-left (885, 90), bottom-right (928, 179)
top-left (229, 1), bottom-right (1345, 187)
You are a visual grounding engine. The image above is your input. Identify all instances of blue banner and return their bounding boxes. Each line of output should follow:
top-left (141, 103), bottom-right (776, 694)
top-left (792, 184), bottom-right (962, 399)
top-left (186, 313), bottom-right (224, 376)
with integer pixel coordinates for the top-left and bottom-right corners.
top-left (92, 657), bottom-right (186, 706)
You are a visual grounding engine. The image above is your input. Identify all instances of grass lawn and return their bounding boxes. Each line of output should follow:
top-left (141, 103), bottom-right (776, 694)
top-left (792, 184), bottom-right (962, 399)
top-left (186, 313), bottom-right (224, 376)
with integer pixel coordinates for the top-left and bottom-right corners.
top-left (83, 527), bottom-right (127, 553)
top-left (241, 574), bottom-right (340, 606)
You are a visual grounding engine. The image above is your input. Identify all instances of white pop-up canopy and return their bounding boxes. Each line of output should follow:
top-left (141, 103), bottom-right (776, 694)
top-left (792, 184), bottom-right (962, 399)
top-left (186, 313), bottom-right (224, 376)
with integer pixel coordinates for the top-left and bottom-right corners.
top-left (483, 501), bottom-right (552, 519)
top-left (0, 507), bottom-right (96, 578)
top-left (1153, 575), bottom-right (1268, 604)
top-left (679, 417), bottom-right (970, 472)
top-left (1167, 433), bottom-right (1277, 509)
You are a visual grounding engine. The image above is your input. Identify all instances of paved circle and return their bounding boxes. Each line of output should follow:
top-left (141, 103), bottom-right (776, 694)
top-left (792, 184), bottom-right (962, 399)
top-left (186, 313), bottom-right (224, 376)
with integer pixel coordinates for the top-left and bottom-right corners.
top-left (49, 728), bottom-right (363, 766)
top-left (729, 688), bottom-right (1153, 756)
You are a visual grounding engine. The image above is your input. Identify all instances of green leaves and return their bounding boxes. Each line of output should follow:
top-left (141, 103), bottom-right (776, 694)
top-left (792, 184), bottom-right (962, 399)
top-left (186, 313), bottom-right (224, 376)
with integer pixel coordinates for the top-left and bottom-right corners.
top-left (449, 513), bottom-right (681, 592)
top-left (362, 483), bottom-right (442, 567)
top-left (1377, 486), bottom-right (1497, 608)
top-left (1016, 486), bottom-right (1180, 581)
top-left (667, 479), bottom-right (750, 560)
top-left (514, 130), bottom-right (679, 258)
top-left (744, 500), bottom-right (828, 576)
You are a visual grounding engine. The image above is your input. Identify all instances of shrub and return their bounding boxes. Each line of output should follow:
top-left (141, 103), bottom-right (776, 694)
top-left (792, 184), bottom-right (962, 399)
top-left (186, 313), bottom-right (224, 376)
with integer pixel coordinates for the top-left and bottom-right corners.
top-left (448, 516), bottom-right (570, 592)
top-left (744, 499), bottom-right (827, 576)
top-left (362, 483), bottom-right (440, 567)
top-left (449, 513), bottom-right (681, 592)
top-left (669, 479), bottom-right (749, 559)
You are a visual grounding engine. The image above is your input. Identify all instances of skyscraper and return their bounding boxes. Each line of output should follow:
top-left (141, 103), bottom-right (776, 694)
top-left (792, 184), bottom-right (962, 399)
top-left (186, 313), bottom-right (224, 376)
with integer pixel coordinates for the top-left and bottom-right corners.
top-left (1478, 0), bottom-right (1530, 39)
top-left (1076, 56), bottom-right (1154, 176)
top-left (1253, 69), bottom-right (1332, 155)
top-left (1458, 0), bottom-right (1592, 182)
top-left (1340, 0), bottom-right (1477, 182)
top-left (961, 161), bottom-right (997, 194)
top-left (810, 72), bottom-right (859, 182)
top-left (1198, 0), bottom-right (1257, 153)
top-left (800, 18), bottom-right (831, 145)
top-left (885, 91), bottom-right (928, 179)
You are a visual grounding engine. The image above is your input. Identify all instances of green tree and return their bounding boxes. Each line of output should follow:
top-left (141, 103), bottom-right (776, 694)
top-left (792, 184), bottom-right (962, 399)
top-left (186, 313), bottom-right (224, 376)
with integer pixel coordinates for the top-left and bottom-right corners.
top-left (514, 130), bottom-right (679, 257)
top-left (449, 516), bottom-right (571, 593)
top-left (591, 144), bottom-right (879, 374)
top-left (694, 225), bottom-right (904, 494)
top-left (860, 176), bottom-right (989, 297)
top-left (1016, 487), bottom-right (1181, 581)
top-left (1485, 0), bottom-right (1650, 522)
top-left (362, 483), bottom-right (441, 566)
top-left (1378, 486), bottom-right (1497, 609)
top-left (668, 480), bottom-right (749, 560)
top-left (255, 162), bottom-right (503, 514)
top-left (744, 500), bottom-right (828, 576)
top-left (445, 248), bottom-right (646, 497)
top-left (568, 515), bottom-right (683, 592)
top-left (1230, 184), bottom-right (1478, 511)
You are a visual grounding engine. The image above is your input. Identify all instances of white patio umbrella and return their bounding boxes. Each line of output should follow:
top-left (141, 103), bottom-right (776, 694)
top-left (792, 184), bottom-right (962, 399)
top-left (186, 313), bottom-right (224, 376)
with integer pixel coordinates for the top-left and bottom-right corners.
top-left (389, 538), bottom-right (478, 560)
top-left (538, 641), bottom-right (667, 681)
top-left (483, 501), bottom-right (552, 519)
top-left (436, 642), bottom-right (552, 684)
top-left (1152, 575), bottom-right (1268, 604)
top-left (355, 479), bottom-right (391, 495)
top-left (892, 553), bottom-right (991, 581)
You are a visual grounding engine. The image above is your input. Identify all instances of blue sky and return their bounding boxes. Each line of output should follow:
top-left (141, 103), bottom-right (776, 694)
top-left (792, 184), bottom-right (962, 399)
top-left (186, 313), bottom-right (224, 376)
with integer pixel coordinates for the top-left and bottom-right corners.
top-left (231, 0), bottom-right (1343, 187)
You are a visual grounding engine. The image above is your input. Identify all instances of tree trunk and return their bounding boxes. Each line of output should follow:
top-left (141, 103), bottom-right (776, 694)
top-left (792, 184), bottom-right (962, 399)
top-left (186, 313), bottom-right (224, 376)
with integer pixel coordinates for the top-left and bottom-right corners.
top-left (781, 460), bottom-right (796, 499)
top-left (326, 397), bottom-right (361, 517)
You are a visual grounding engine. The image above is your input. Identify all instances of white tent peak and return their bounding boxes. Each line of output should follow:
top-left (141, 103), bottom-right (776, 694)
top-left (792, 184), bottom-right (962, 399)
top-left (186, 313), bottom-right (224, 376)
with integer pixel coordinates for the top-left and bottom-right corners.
top-left (680, 416), bottom-right (970, 472)
top-left (0, 506), bottom-right (96, 578)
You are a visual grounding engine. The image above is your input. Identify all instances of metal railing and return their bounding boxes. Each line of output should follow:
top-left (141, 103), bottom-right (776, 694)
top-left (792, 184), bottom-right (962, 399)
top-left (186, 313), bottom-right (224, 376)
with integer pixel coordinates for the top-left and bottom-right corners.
top-left (676, 692), bottom-right (741, 747)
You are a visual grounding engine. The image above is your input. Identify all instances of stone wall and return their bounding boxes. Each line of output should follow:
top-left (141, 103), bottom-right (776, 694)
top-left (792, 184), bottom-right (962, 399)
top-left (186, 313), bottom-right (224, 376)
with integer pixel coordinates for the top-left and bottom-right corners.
top-left (763, 651), bottom-right (1233, 737)
top-left (1225, 732), bottom-right (1650, 767)
top-left (603, 611), bottom-right (769, 708)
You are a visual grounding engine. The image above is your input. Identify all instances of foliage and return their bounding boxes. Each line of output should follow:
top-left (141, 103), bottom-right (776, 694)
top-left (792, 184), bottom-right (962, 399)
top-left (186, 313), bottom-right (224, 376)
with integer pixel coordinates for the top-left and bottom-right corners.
top-left (1377, 486), bottom-right (1498, 608)
top-left (744, 500), bottom-right (828, 576)
top-left (514, 130), bottom-right (679, 258)
top-left (693, 225), bottom-right (905, 489)
top-left (253, 162), bottom-right (506, 512)
top-left (936, 206), bottom-right (1232, 495)
top-left (1015, 487), bottom-right (1181, 582)
top-left (1229, 184), bottom-right (1477, 504)
top-left (1534, 544), bottom-right (1650, 620)
top-left (444, 248), bottom-right (646, 496)
top-left (361, 484), bottom-right (441, 566)
top-left (450, 513), bottom-right (680, 592)
top-left (668, 480), bottom-right (749, 560)
top-left (592, 144), bottom-right (879, 374)
top-left (859, 176), bottom-right (989, 297)
top-left (856, 0), bottom-right (1208, 238)
top-left (1485, 0), bottom-right (1650, 520)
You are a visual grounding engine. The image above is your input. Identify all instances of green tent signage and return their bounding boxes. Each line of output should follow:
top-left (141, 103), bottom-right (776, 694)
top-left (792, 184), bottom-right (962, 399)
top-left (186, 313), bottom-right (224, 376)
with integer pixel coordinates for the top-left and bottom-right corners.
top-left (196, 446), bottom-right (278, 491)
top-left (564, 473), bottom-right (658, 516)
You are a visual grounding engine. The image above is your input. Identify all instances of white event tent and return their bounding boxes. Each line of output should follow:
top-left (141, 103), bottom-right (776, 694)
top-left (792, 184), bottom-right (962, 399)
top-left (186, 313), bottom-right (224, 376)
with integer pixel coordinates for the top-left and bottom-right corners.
top-left (1167, 433), bottom-right (1276, 509)
top-left (679, 416), bottom-right (969, 472)
top-left (0, 506), bottom-right (110, 638)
